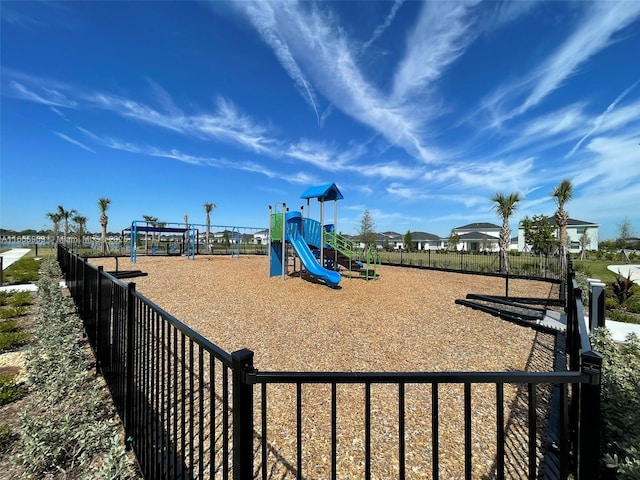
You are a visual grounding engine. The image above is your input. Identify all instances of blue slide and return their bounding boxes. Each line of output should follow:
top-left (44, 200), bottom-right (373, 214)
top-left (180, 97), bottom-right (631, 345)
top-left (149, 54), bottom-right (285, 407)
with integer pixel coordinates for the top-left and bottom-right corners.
top-left (286, 212), bottom-right (341, 287)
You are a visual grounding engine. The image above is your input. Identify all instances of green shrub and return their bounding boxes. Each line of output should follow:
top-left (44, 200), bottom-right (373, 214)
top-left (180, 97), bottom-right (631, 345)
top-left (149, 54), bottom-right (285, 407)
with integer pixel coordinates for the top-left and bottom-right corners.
top-left (0, 306), bottom-right (28, 319)
top-left (8, 291), bottom-right (32, 307)
top-left (0, 373), bottom-right (26, 405)
top-left (0, 424), bottom-right (15, 453)
top-left (612, 270), bottom-right (636, 306)
top-left (607, 310), bottom-right (640, 325)
top-left (575, 271), bottom-right (591, 305)
top-left (0, 319), bottom-right (19, 333)
top-left (12, 255), bottom-right (138, 479)
top-left (0, 329), bottom-right (29, 352)
top-left (626, 296), bottom-right (640, 314)
top-left (605, 296), bottom-right (619, 311)
top-left (591, 328), bottom-right (640, 479)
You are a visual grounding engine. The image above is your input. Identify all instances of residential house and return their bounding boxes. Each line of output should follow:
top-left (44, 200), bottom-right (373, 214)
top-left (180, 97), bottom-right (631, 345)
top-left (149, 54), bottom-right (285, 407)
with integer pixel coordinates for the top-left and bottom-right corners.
top-left (409, 231), bottom-right (443, 250)
top-left (376, 231), bottom-right (403, 250)
top-left (253, 229), bottom-right (269, 245)
top-left (517, 218), bottom-right (599, 253)
top-left (452, 222), bottom-right (501, 252)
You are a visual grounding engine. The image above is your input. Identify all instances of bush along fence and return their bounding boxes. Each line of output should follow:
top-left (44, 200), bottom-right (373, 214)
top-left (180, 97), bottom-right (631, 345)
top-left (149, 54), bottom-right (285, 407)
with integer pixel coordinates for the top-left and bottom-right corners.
top-left (57, 246), bottom-right (602, 480)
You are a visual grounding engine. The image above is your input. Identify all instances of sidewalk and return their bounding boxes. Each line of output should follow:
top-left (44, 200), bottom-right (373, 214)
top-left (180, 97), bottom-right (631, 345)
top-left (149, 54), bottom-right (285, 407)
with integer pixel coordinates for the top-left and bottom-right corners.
top-left (605, 319), bottom-right (640, 343)
top-left (607, 264), bottom-right (640, 285)
top-left (1, 248), bottom-right (31, 270)
top-left (0, 248), bottom-right (46, 292)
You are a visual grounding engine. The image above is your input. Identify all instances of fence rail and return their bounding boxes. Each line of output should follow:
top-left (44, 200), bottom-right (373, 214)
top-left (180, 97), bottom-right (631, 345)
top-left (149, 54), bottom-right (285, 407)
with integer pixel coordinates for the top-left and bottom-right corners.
top-left (57, 246), bottom-right (601, 479)
top-left (378, 250), bottom-right (563, 280)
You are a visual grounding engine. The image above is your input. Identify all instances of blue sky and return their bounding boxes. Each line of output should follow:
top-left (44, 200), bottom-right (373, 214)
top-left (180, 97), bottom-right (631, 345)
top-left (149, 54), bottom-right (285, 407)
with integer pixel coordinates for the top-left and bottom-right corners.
top-left (1, 1), bottom-right (639, 240)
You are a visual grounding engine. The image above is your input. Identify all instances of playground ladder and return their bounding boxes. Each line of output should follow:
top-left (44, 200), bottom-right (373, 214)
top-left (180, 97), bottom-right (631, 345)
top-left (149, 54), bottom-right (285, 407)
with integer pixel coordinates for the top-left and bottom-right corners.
top-left (324, 230), bottom-right (379, 280)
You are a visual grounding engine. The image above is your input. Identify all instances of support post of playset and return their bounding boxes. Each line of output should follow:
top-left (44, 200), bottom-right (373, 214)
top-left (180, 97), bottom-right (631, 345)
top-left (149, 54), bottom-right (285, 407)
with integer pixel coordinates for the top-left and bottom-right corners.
top-left (282, 203), bottom-right (286, 279)
top-left (267, 205), bottom-right (272, 263)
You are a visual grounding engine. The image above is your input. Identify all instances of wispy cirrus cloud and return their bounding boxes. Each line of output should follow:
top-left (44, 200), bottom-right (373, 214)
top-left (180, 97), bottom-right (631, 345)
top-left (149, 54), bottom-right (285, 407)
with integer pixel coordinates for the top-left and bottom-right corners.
top-left (391, 1), bottom-right (478, 102)
top-left (484, 1), bottom-right (640, 126)
top-left (53, 131), bottom-right (95, 152)
top-left (6, 74), bottom-right (279, 155)
top-left (386, 183), bottom-right (488, 208)
top-left (360, 0), bottom-right (405, 54)
top-left (241, 1), bottom-right (321, 124)
top-left (10, 81), bottom-right (78, 108)
top-left (236, 0), bottom-right (476, 163)
top-left (518, 2), bottom-right (640, 116)
top-left (566, 81), bottom-right (640, 158)
top-left (84, 131), bottom-right (317, 185)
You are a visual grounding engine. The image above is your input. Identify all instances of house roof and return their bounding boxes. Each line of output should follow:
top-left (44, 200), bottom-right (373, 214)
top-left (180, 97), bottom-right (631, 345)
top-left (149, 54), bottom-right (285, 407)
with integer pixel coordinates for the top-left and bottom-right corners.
top-left (457, 231), bottom-right (499, 241)
top-left (518, 217), bottom-right (599, 228)
top-left (300, 183), bottom-right (344, 201)
top-left (454, 222), bottom-right (501, 230)
top-left (410, 231), bottom-right (440, 241)
top-left (563, 218), bottom-right (598, 226)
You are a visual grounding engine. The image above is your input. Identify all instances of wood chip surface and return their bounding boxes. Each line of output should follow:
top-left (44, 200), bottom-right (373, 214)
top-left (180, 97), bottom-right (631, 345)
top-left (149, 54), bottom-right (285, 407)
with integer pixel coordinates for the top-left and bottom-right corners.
top-left (89, 255), bottom-right (557, 479)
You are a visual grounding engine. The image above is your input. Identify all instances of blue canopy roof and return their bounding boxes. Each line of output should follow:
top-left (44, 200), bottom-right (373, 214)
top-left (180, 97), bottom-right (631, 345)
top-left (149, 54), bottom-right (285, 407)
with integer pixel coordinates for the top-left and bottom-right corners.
top-left (300, 183), bottom-right (344, 201)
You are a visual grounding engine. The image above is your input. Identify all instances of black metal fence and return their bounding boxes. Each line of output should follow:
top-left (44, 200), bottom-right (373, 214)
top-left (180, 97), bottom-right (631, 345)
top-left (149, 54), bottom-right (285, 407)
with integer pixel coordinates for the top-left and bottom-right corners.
top-left (378, 250), bottom-right (563, 280)
top-left (57, 246), bottom-right (601, 479)
top-left (59, 246), bottom-right (237, 479)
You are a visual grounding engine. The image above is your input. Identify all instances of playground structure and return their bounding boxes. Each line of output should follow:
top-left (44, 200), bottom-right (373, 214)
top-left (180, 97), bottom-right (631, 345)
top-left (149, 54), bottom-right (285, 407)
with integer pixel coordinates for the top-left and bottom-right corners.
top-left (269, 183), bottom-right (379, 287)
top-left (126, 221), bottom-right (265, 263)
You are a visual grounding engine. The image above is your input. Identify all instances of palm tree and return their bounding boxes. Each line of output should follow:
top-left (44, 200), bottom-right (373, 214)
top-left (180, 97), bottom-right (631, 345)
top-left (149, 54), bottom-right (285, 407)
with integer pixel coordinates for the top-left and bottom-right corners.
top-left (72, 214), bottom-right (88, 246)
top-left (57, 205), bottom-right (76, 245)
top-left (491, 192), bottom-right (521, 273)
top-left (552, 179), bottom-right (573, 271)
top-left (46, 211), bottom-right (63, 246)
top-left (142, 214), bottom-right (158, 253)
top-left (203, 203), bottom-right (216, 250)
top-left (98, 197), bottom-right (111, 255)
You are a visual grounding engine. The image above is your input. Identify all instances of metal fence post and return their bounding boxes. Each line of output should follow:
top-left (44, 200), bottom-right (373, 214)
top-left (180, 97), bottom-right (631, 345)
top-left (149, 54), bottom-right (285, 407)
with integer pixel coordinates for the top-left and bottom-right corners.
top-left (505, 272), bottom-right (509, 298)
top-left (125, 282), bottom-right (136, 450)
top-left (83, 258), bottom-right (90, 321)
top-left (232, 348), bottom-right (255, 480)
top-left (95, 266), bottom-right (103, 374)
top-left (577, 349), bottom-right (602, 480)
top-left (588, 280), bottom-right (606, 330)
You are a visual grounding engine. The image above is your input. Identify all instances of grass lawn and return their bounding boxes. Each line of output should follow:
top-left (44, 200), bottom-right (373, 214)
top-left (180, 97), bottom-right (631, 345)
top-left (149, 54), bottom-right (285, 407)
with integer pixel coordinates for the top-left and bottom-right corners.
top-left (572, 260), bottom-right (620, 283)
top-left (1, 256), bottom-right (43, 285)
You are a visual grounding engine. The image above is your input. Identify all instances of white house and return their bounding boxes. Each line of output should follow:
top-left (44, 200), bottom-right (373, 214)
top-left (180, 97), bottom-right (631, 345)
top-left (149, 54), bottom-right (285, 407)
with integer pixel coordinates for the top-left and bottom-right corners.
top-left (410, 231), bottom-right (444, 250)
top-left (452, 222), bottom-right (501, 252)
top-left (253, 229), bottom-right (269, 245)
top-left (517, 218), bottom-right (599, 253)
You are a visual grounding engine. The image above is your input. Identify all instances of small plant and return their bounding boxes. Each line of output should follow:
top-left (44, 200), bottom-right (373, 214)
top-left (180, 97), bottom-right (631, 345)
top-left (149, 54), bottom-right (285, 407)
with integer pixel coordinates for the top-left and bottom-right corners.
top-left (0, 373), bottom-right (26, 405)
top-left (8, 291), bottom-right (31, 307)
top-left (0, 306), bottom-right (28, 320)
top-left (0, 319), bottom-right (19, 333)
top-left (0, 331), bottom-right (29, 352)
top-left (0, 424), bottom-right (15, 452)
top-left (611, 270), bottom-right (635, 306)
top-left (591, 328), bottom-right (640, 479)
